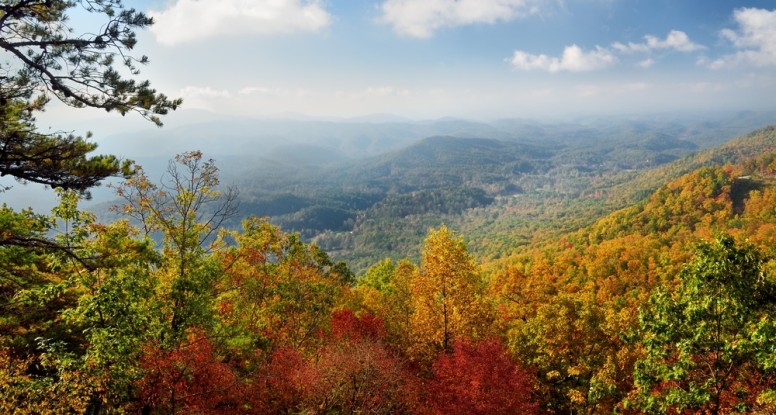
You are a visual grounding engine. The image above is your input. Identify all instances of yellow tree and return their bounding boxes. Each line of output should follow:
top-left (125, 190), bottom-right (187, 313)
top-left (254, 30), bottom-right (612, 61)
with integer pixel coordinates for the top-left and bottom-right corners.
top-left (408, 226), bottom-right (492, 363)
top-left (215, 217), bottom-right (353, 355)
top-left (354, 258), bottom-right (417, 352)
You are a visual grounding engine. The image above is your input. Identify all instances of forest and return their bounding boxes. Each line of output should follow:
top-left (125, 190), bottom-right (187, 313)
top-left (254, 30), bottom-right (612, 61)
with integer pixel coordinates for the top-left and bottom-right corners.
top-left (2, 147), bottom-right (775, 414)
top-left (2, 2), bottom-right (776, 415)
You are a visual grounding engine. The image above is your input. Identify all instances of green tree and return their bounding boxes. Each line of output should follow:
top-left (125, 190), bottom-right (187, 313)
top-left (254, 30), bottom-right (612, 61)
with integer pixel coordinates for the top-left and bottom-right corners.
top-left (0, 189), bottom-right (163, 413)
top-left (354, 258), bottom-right (417, 352)
top-left (631, 235), bottom-right (776, 414)
top-left (1, 2), bottom-right (179, 389)
top-left (114, 151), bottom-right (238, 340)
top-left (1, 0), bottom-right (180, 192)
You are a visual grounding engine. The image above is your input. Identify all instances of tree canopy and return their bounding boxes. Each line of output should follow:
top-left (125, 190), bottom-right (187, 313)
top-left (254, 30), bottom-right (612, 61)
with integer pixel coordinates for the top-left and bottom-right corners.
top-left (631, 235), bottom-right (776, 414)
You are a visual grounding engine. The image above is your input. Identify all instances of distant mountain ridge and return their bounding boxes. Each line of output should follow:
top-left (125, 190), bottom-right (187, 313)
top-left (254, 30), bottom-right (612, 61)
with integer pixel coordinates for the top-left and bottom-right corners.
top-left (82, 115), bottom-right (776, 273)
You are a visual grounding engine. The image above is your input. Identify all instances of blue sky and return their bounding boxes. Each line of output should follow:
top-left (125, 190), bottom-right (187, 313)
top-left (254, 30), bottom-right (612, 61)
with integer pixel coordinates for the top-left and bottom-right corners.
top-left (11, 0), bottom-right (776, 211)
top-left (67, 0), bottom-right (776, 120)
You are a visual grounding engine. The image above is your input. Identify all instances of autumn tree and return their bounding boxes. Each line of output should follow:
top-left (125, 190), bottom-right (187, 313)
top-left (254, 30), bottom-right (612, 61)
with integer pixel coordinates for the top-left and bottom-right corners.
top-left (0, 153), bottom-right (240, 412)
top-left (0, 350), bottom-right (95, 414)
top-left (215, 216), bottom-right (352, 354)
top-left (243, 310), bottom-right (420, 415)
top-left (301, 309), bottom-right (420, 415)
top-left (137, 330), bottom-right (240, 415)
top-left (353, 258), bottom-right (417, 352)
top-left (510, 289), bottom-right (638, 415)
top-left (426, 337), bottom-right (538, 415)
top-left (114, 151), bottom-right (238, 340)
top-left (245, 347), bottom-right (311, 414)
top-left (630, 235), bottom-right (776, 414)
top-left (0, 189), bottom-right (166, 413)
top-left (408, 226), bottom-right (492, 363)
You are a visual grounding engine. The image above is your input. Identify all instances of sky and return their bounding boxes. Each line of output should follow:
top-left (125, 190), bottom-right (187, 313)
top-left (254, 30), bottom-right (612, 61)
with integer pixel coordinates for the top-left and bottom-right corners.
top-left (10, 0), bottom-right (776, 209)
top-left (83, 0), bottom-right (775, 121)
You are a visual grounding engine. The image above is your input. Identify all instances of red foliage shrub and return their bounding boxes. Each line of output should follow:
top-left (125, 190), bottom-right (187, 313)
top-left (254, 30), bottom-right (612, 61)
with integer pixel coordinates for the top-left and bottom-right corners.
top-left (330, 308), bottom-right (387, 341)
top-left (427, 337), bottom-right (539, 415)
top-left (306, 338), bottom-right (421, 415)
top-left (246, 347), bottom-right (313, 414)
top-left (137, 330), bottom-right (240, 415)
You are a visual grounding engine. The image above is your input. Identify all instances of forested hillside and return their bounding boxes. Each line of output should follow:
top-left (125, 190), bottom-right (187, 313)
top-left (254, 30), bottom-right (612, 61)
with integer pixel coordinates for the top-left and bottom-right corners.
top-left (2, 136), bottom-right (775, 414)
top-left (309, 125), bottom-right (776, 272)
top-left (462, 125), bottom-right (776, 262)
top-left (87, 116), bottom-right (776, 274)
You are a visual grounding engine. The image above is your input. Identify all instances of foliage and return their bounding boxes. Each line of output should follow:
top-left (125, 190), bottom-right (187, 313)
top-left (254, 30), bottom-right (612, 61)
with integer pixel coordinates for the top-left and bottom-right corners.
top-left (303, 309), bottom-right (420, 415)
top-left (630, 236), bottom-right (776, 415)
top-left (352, 259), bottom-right (414, 342)
top-left (509, 290), bottom-right (637, 414)
top-left (114, 151), bottom-right (238, 340)
top-left (0, 5), bottom-right (180, 406)
top-left (0, 204), bottom-right (67, 354)
top-left (1, 125), bottom-right (776, 414)
top-left (427, 337), bottom-right (539, 415)
top-left (0, 350), bottom-right (95, 415)
top-left (137, 330), bottom-right (240, 415)
top-left (408, 226), bottom-right (492, 363)
top-left (246, 346), bottom-right (311, 414)
top-left (215, 216), bottom-right (352, 354)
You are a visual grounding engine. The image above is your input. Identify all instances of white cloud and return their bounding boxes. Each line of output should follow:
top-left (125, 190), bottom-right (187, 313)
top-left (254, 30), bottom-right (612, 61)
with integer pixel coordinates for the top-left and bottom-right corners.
top-left (380, 0), bottom-right (541, 38)
top-left (509, 44), bottom-right (616, 72)
top-left (365, 86), bottom-right (411, 97)
top-left (611, 30), bottom-right (704, 53)
top-left (238, 86), bottom-right (273, 95)
top-left (177, 86), bottom-right (232, 111)
top-left (638, 58), bottom-right (655, 68)
top-left (510, 30), bottom-right (702, 73)
top-left (180, 86), bottom-right (232, 98)
top-left (149, 0), bottom-right (332, 46)
top-left (710, 8), bottom-right (776, 69)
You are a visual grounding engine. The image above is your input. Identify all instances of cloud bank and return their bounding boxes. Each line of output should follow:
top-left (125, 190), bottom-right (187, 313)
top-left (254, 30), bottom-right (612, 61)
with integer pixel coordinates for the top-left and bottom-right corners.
top-left (510, 30), bottom-right (703, 72)
top-left (510, 45), bottom-right (616, 72)
top-left (380, 0), bottom-right (541, 38)
top-left (711, 8), bottom-right (776, 68)
top-left (149, 0), bottom-right (331, 46)
top-left (612, 30), bottom-right (704, 53)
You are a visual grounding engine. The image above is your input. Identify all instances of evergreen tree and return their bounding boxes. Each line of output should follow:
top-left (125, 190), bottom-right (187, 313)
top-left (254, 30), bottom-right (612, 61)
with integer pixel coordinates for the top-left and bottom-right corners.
top-left (1, 0), bottom-right (180, 192)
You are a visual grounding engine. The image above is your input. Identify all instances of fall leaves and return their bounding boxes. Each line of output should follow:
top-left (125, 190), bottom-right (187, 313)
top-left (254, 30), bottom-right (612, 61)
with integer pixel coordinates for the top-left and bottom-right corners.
top-left (1, 151), bottom-right (775, 414)
top-left (0, 154), bottom-right (539, 414)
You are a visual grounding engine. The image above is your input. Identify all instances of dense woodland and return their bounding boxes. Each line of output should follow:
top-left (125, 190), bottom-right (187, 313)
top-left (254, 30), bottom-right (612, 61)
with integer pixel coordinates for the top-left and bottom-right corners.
top-left (2, 145), bottom-right (775, 414)
top-left (220, 116), bottom-right (776, 272)
top-left (2, 2), bottom-right (776, 415)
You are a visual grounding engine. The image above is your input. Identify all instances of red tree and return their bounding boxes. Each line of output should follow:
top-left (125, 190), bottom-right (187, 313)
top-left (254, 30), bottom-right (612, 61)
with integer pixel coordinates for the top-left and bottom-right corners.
top-left (247, 347), bottom-right (313, 414)
top-left (137, 330), bottom-right (240, 415)
top-left (427, 337), bottom-right (539, 415)
top-left (305, 309), bottom-right (421, 414)
top-left (330, 308), bottom-right (387, 341)
top-left (246, 309), bottom-right (421, 415)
